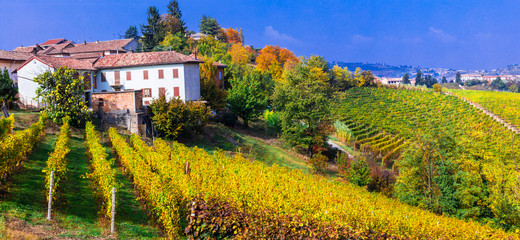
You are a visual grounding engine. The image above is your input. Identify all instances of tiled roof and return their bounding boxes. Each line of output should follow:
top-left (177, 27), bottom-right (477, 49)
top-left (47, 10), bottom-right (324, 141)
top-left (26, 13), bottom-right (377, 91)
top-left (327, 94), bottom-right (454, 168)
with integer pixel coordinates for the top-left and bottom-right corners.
top-left (13, 45), bottom-right (43, 53)
top-left (41, 41), bottom-right (74, 55)
top-left (65, 39), bottom-right (135, 53)
top-left (0, 50), bottom-right (34, 61)
top-left (41, 38), bottom-right (67, 46)
top-left (94, 51), bottom-right (202, 69)
top-left (70, 52), bottom-right (103, 59)
top-left (17, 56), bottom-right (95, 71)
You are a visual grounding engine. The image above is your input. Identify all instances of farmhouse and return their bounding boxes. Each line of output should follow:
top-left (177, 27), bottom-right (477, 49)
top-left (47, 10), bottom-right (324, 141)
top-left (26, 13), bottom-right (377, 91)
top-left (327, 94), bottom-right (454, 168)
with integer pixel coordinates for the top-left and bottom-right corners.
top-left (0, 50), bottom-right (34, 84)
top-left (15, 51), bottom-right (202, 108)
top-left (92, 51), bottom-right (203, 105)
top-left (16, 55), bottom-right (95, 108)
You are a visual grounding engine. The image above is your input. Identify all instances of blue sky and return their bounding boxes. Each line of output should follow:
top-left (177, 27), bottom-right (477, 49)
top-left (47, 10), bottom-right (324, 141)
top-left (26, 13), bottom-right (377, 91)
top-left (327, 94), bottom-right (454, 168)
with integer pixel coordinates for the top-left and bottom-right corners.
top-left (2, 0), bottom-right (520, 70)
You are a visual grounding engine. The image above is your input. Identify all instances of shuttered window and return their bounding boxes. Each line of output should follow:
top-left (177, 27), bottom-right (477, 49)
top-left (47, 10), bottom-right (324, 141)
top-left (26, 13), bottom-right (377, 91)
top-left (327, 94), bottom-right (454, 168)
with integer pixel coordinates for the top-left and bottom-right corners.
top-left (173, 87), bottom-right (180, 97)
top-left (114, 71), bottom-right (120, 85)
top-left (173, 69), bottom-right (179, 79)
top-left (143, 70), bottom-right (149, 80)
top-left (158, 69), bottom-right (164, 79)
top-left (143, 88), bottom-right (152, 97)
top-left (159, 87), bottom-right (165, 97)
top-left (126, 71), bottom-right (131, 80)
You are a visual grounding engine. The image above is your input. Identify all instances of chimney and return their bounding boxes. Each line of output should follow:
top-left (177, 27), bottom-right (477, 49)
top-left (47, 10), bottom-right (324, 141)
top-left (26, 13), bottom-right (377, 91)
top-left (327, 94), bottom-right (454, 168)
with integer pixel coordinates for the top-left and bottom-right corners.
top-left (83, 41), bottom-right (86, 45)
top-left (96, 40), bottom-right (99, 44)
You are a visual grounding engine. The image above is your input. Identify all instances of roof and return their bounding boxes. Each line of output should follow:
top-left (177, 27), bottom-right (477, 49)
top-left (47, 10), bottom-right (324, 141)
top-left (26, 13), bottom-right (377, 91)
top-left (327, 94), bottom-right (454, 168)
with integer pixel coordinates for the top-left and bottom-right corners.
top-left (13, 45), bottom-right (43, 53)
top-left (40, 41), bottom-right (74, 55)
top-left (0, 50), bottom-right (34, 61)
top-left (94, 51), bottom-right (202, 69)
top-left (41, 38), bottom-right (67, 46)
top-left (17, 56), bottom-right (95, 72)
top-left (64, 39), bottom-right (135, 54)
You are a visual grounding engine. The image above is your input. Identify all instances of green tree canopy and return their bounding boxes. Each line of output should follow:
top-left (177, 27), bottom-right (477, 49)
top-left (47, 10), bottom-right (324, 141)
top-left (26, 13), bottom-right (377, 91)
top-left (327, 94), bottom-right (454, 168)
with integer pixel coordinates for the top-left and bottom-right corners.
top-left (0, 68), bottom-right (18, 105)
top-left (227, 69), bottom-right (272, 128)
top-left (124, 25), bottom-right (139, 39)
top-left (33, 67), bottom-right (90, 126)
top-left (140, 6), bottom-right (165, 51)
top-left (272, 61), bottom-right (331, 156)
top-left (415, 70), bottom-right (423, 86)
top-left (158, 32), bottom-right (190, 54)
top-left (441, 76), bottom-right (447, 83)
top-left (402, 73), bottom-right (410, 84)
top-left (455, 71), bottom-right (462, 84)
top-left (199, 15), bottom-right (225, 41)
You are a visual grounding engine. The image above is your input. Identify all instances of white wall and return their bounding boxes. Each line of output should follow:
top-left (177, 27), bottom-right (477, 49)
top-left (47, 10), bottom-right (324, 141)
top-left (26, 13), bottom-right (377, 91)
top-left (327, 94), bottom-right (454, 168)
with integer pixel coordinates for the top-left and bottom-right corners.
top-left (94, 63), bottom-right (201, 105)
top-left (123, 39), bottom-right (139, 52)
top-left (17, 59), bottom-right (53, 107)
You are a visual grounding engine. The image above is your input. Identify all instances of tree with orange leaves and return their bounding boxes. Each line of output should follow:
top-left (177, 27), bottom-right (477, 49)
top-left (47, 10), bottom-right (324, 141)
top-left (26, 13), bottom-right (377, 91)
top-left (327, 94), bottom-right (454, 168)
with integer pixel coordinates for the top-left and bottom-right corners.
top-left (224, 28), bottom-right (242, 44)
top-left (229, 43), bottom-right (250, 65)
top-left (256, 45), bottom-right (298, 79)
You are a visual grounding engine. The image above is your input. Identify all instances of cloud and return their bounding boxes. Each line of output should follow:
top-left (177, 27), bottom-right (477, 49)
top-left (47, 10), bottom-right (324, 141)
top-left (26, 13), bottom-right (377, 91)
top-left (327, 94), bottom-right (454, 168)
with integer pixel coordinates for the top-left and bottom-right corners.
top-left (352, 34), bottom-right (373, 43)
top-left (264, 26), bottom-right (297, 43)
top-left (428, 27), bottom-right (457, 43)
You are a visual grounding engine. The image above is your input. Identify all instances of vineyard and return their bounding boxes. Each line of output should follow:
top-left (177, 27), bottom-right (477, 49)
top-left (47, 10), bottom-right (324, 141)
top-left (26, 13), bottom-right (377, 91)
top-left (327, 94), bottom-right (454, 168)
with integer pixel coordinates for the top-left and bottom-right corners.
top-left (335, 87), bottom-right (520, 229)
top-left (106, 128), bottom-right (517, 239)
top-left (449, 89), bottom-right (520, 128)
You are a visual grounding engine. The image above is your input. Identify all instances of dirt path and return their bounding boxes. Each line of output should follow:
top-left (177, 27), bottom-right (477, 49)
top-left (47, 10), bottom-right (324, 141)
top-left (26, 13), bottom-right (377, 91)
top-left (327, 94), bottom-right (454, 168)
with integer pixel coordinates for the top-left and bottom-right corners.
top-left (445, 91), bottom-right (520, 134)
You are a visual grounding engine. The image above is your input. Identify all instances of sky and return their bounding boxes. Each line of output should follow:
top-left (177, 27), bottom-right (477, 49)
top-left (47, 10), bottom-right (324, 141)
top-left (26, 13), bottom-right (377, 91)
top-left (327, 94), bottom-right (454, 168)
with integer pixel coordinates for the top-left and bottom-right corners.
top-left (2, 0), bottom-right (520, 70)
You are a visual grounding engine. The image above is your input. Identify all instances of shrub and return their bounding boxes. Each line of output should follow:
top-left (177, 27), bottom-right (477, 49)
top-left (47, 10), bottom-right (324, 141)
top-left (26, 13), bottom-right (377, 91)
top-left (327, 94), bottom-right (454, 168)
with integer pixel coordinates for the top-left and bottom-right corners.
top-left (150, 96), bottom-right (211, 139)
top-left (0, 114), bottom-right (14, 140)
top-left (263, 109), bottom-right (281, 134)
top-left (308, 152), bottom-right (328, 173)
top-left (433, 83), bottom-right (442, 92)
top-left (367, 166), bottom-right (396, 197)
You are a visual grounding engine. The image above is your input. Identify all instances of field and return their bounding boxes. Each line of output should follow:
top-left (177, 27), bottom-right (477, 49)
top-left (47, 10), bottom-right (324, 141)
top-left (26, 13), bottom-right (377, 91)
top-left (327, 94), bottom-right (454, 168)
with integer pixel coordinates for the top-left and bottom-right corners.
top-left (449, 89), bottom-right (520, 128)
top-left (334, 87), bottom-right (520, 229)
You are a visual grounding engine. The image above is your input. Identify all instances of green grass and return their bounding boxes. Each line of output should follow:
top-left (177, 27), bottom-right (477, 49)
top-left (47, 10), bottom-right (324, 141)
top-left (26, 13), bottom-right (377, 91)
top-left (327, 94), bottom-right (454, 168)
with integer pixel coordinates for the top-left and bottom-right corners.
top-left (0, 132), bottom-right (160, 239)
top-left (182, 122), bottom-right (315, 173)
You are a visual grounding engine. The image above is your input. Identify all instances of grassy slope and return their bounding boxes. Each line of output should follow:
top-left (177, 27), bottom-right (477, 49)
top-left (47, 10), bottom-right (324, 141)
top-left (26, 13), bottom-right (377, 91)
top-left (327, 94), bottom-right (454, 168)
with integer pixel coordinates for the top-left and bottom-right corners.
top-left (0, 128), bottom-right (160, 238)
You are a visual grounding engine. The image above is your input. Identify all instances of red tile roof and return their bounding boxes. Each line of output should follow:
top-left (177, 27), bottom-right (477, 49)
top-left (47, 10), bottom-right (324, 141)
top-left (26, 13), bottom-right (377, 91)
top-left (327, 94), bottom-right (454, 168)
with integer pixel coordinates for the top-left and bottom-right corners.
top-left (41, 38), bottom-right (66, 46)
top-left (0, 50), bottom-right (34, 61)
top-left (40, 41), bottom-right (74, 55)
top-left (13, 45), bottom-right (43, 53)
top-left (17, 56), bottom-right (95, 72)
top-left (94, 51), bottom-right (202, 69)
top-left (65, 39), bottom-right (135, 53)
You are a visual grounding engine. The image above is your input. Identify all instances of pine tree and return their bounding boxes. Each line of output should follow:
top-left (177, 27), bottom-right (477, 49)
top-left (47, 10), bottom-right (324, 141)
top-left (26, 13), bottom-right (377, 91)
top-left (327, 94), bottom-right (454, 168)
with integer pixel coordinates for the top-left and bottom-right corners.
top-left (140, 6), bottom-right (164, 51)
top-left (165, 0), bottom-right (186, 34)
top-left (402, 73), bottom-right (410, 84)
top-left (124, 26), bottom-right (139, 39)
top-left (0, 68), bottom-right (18, 105)
top-left (415, 70), bottom-right (423, 86)
top-left (441, 76), bottom-right (447, 83)
top-left (455, 71), bottom-right (462, 84)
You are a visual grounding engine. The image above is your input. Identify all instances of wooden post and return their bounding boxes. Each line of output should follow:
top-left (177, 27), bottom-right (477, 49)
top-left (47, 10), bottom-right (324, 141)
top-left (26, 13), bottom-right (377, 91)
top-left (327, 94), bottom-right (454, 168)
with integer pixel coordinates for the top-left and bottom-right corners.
top-left (111, 187), bottom-right (116, 234)
top-left (47, 171), bottom-right (54, 220)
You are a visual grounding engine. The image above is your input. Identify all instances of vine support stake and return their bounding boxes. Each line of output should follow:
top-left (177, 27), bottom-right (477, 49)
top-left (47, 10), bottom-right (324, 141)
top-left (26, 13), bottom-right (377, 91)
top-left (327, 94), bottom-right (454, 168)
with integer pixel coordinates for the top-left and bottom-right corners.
top-left (111, 187), bottom-right (116, 234)
top-left (47, 171), bottom-right (54, 221)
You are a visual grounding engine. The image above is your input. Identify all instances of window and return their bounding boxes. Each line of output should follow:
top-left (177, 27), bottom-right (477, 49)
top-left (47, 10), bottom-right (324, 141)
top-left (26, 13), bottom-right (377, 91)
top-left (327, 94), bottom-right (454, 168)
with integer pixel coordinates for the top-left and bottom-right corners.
top-left (173, 69), bottom-right (179, 79)
top-left (173, 87), bottom-right (180, 97)
top-left (101, 90), bottom-right (107, 92)
top-left (93, 77), bottom-right (97, 89)
top-left (158, 69), bottom-right (164, 79)
top-left (101, 72), bottom-right (107, 82)
top-left (219, 70), bottom-right (223, 80)
top-left (159, 87), bottom-right (165, 97)
top-left (144, 100), bottom-right (150, 105)
top-left (98, 98), bottom-right (104, 106)
top-left (143, 70), bottom-right (149, 80)
top-left (143, 88), bottom-right (152, 98)
top-left (126, 71), bottom-right (131, 80)
top-left (114, 71), bottom-right (120, 85)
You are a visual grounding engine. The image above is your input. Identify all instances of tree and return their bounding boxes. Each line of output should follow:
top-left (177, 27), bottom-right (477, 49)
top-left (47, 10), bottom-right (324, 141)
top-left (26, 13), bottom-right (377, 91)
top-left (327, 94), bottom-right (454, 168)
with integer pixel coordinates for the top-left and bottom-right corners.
top-left (33, 67), bottom-right (90, 126)
top-left (199, 15), bottom-right (226, 41)
top-left (163, 0), bottom-right (186, 34)
top-left (199, 56), bottom-right (227, 111)
top-left (227, 69), bottom-right (271, 128)
top-left (441, 76), bottom-right (447, 83)
top-left (509, 83), bottom-right (519, 93)
top-left (424, 75), bottom-right (437, 88)
top-left (140, 6), bottom-right (165, 51)
top-left (272, 61), bottom-right (330, 156)
top-left (331, 65), bottom-right (354, 91)
top-left (491, 77), bottom-right (506, 90)
top-left (124, 26), bottom-right (139, 39)
top-left (150, 96), bottom-right (210, 139)
top-left (415, 70), bottom-right (423, 86)
top-left (455, 71), bottom-right (462, 84)
top-left (229, 43), bottom-right (251, 65)
top-left (158, 32), bottom-right (190, 54)
top-left (433, 83), bottom-right (442, 92)
top-left (196, 35), bottom-right (230, 62)
top-left (361, 71), bottom-right (377, 87)
top-left (224, 28), bottom-right (242, 44)
top-left (0, 68), bottom-right (18, 106)
top-left (402, 73), bottom-right (410, 84)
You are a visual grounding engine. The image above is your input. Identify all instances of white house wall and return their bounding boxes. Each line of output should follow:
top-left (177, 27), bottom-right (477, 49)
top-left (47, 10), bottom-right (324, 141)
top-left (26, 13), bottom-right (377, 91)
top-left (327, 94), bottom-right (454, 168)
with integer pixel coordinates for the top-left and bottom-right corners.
top-left (94, 63), bottom-right (201, 104)
top-left (17, 59), bottom-right (53, 107)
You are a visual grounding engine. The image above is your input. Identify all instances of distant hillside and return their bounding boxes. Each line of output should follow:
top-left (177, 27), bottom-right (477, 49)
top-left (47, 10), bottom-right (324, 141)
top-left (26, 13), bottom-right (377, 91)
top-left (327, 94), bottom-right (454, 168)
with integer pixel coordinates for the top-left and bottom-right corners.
top-left (330, 61), bottom-right (418, 78)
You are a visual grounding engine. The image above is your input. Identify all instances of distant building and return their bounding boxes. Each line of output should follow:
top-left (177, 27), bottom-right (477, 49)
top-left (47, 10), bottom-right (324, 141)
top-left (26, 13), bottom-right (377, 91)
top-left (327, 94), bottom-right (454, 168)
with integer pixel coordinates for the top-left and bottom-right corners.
top-left (461, 74), bottom-right (517, 84)
top-left (189, 33), bottom-right (206, 41)
top-left (13, 38), bottom-right (139, 62)
top-left (0, 50), bottom-right (34, 84)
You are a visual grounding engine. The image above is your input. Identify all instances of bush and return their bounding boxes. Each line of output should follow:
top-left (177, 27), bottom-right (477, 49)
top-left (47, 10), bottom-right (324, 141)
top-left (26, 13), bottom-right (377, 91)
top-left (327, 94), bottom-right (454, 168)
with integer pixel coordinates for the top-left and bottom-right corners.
top-left (308, 152), bottom-right (328, 173)
top-left (263, 109), bottom-right (281, 134)
top-left (367, 166), bottom-right (396, 197)
top-left (150, 96), bottom-right (211, 139)
top-left (433, 83), bottom-right (442, 92)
